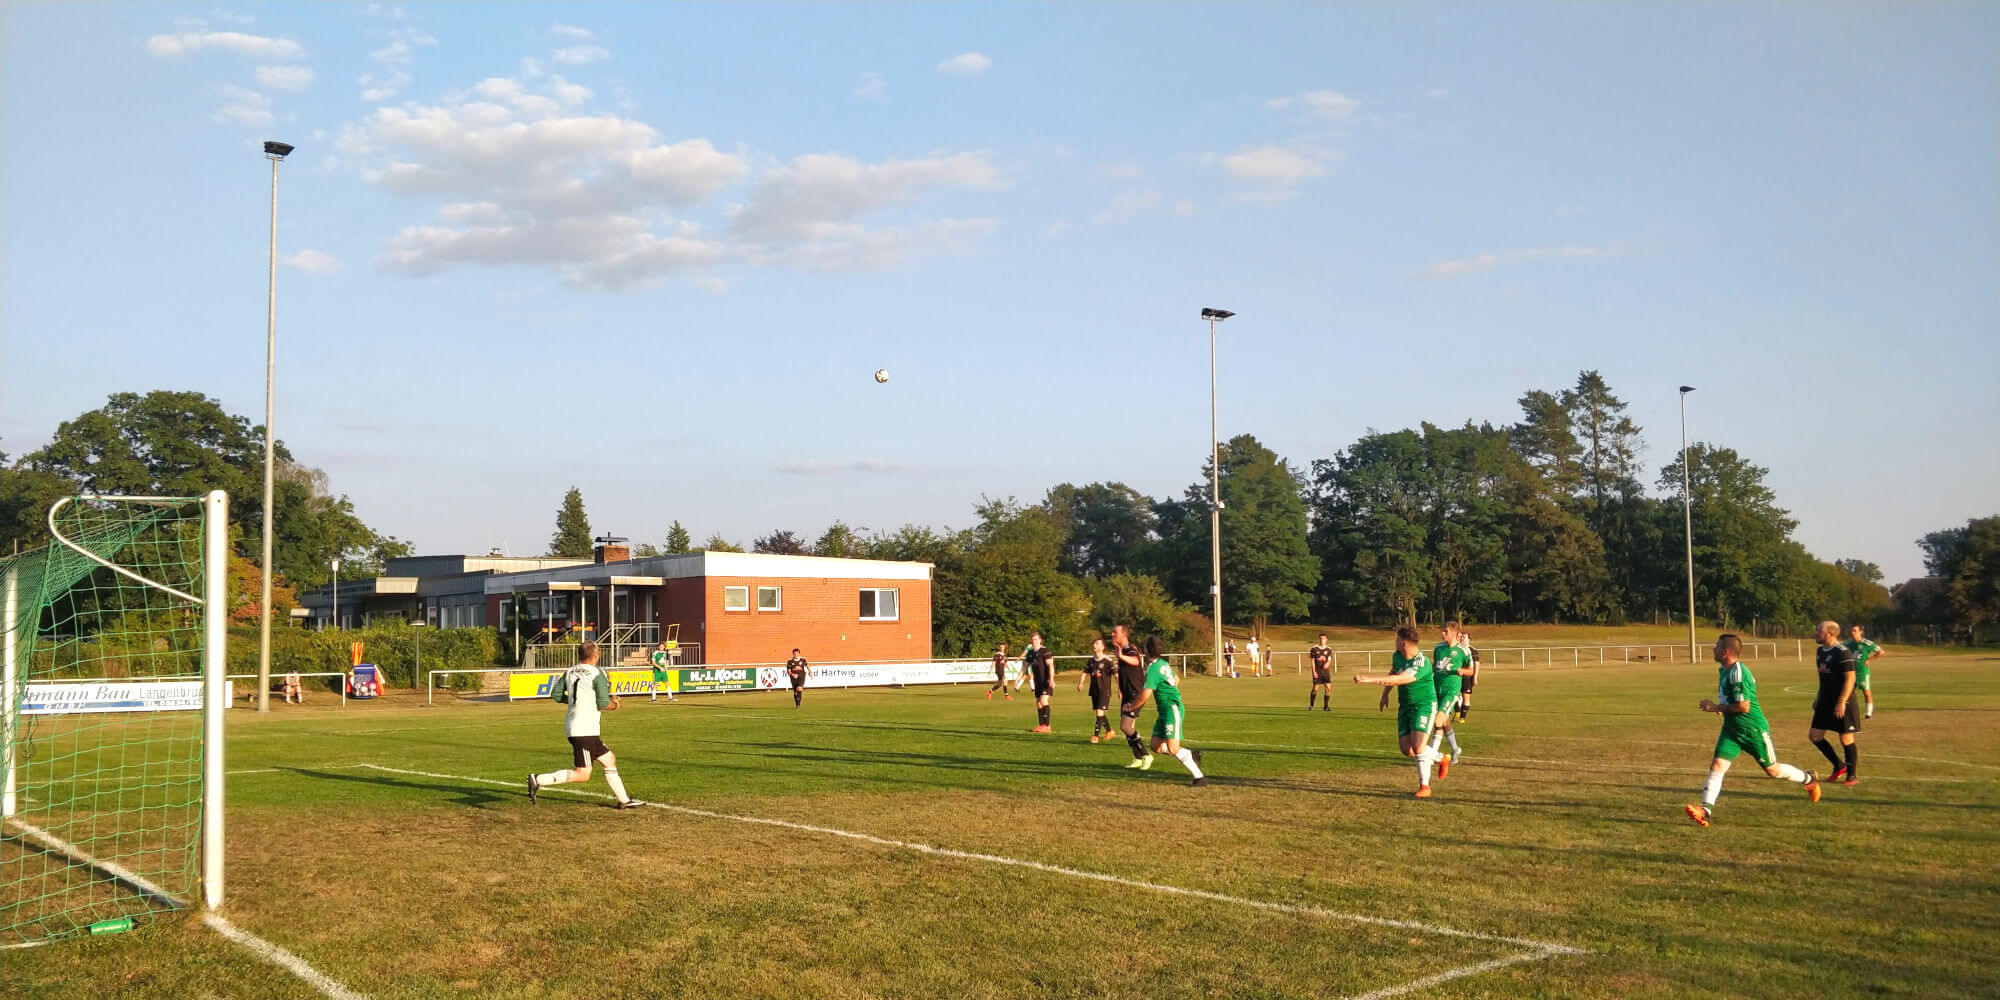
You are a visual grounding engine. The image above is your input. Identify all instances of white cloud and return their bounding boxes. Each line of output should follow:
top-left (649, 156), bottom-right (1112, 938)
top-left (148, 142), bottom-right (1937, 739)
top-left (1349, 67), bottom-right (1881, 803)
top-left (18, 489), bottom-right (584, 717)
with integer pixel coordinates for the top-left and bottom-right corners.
top-left (552, 44), bottom-right (610, 66)
top-left (1416, 245), bottom-right (1620, 280)
top-left (773, 458), bottom-right (912, 475)
top-left (550, 23), bottom-right (595, 40)
top-left (935, 52), bottom-right (992, 76)
top-left (343, 75), bottom-right (749, 289)
top-left (1171, 199), bottom-right (1196, 217)
top-left (256, 65), bottom-right (314, 92)
top-left (358, 70), bottom-right (411, 102)
top-left (284, 249), bottom-right (343, 273)
top-left (1266, 89), bottom-right (1361, 122)
top-left (370, 30), bottom-right (435, 64)
top-left (1093, 189), bottom-right (1163, 226)
top-left (1220, 145), bottom-right (1326, 183)
top-left (1041, 220), bottom-right (1072, 239)
top-left (852, 72), bottom-right (885, 101)
top-left (730, 152), bottom-right (1003, 271)
top-left (1093, 161), bottom-right (1145, 181)
top-left (211, 85), bottom-right (273, 126)
top-left (147, 30), bottom-right (304, 60)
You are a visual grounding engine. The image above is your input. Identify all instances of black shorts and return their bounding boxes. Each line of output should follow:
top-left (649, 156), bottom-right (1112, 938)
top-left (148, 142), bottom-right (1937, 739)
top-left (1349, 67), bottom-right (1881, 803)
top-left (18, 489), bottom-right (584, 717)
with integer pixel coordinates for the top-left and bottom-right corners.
top-left (1312, 667), bottom-right (1332, 684)
top-left (789, 674), bottom-right (806, 689)
top-left (568, 735), bottom-right (611, 767)
top-left (1031, 669), bottom-right (1053, 697)
top-left (1088, 676), bottom-right (1113, 711)
top-left (1462, 673), bottom-right (1476, 691)
top-left (1810, 696), bottom-right (1862, 734)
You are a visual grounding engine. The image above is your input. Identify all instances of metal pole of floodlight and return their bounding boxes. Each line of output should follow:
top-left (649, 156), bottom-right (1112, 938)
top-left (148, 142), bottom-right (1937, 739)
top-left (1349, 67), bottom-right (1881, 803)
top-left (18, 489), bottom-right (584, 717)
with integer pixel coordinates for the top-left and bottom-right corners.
top-left (256, 139), bottom-right (293, 713)
top-left (1202, 308), bottom-right (1233, 677)
top-left (331, 557), bottom-right (341, 629)
top-left (1679, 385), bottom-right (1697, 665)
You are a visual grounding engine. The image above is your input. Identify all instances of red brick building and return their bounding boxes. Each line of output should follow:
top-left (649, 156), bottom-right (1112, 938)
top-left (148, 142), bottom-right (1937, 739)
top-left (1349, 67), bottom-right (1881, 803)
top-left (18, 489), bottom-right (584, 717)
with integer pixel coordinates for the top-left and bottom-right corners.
top-left (484, 548), bottom-right (932, 665)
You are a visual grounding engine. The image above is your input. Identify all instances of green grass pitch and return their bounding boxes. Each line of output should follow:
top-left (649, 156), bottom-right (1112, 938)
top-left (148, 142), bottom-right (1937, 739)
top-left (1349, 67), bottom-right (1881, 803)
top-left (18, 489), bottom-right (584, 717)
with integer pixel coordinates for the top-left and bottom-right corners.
top-left (6, 649), bottom-right (1996, 999)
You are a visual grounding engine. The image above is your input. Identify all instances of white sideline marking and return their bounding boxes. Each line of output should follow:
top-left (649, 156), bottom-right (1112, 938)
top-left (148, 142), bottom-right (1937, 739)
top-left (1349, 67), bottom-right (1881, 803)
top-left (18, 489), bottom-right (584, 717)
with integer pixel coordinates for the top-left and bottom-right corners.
top-left (360, 763), bottom-right (1584, 996)
top-left (202, 913), bottom-right (369, 1000)
top-left (1, 818), bottom-right (365, 998)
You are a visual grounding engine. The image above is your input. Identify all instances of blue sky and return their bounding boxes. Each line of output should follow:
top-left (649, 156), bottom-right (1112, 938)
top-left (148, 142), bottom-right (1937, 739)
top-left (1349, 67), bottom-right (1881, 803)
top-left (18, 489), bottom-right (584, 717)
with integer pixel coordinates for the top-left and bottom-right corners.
top-left (3, 2), bottom-right (1994, 583)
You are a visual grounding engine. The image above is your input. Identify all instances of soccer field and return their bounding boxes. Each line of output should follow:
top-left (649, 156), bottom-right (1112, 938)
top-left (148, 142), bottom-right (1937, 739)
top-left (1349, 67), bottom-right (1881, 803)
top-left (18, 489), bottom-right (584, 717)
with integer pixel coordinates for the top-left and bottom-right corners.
top-left (7, 650), bottom-right (1997, 999)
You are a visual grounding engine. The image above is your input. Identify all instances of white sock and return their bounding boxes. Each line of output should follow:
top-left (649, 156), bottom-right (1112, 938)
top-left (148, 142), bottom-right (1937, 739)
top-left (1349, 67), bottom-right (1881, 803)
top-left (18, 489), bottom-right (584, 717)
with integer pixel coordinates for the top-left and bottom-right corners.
top-left (1418, 755), bottom-right (1433, 786)
top-left (536, 770), bottom-right (574, 786)
top-left (602, 767), bottom-right (631, 803)
top-left (1772, 763), bottom-right (1808, 783)
top-left (1175, 748), bottom-right (1204, 779)
top-left (1445, 730), bottom-right (1462, 755)
top-left (1702, 770), bottom-right (1725, 807)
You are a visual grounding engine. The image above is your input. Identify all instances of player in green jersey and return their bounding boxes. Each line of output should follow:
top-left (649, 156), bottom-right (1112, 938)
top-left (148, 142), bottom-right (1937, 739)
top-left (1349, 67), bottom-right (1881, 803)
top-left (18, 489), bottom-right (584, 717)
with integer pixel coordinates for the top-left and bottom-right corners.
top-left (1429, 622), bottom-right (1475, 777)
top-left (1684, 633), bottom-right (1821, 827)
top-left (1126, 637), bottom-right (1207, 785)
top-left (1844, 624), bottom-right (1885, 719)
top-left (1353, 624), bottom-right (1442, 798)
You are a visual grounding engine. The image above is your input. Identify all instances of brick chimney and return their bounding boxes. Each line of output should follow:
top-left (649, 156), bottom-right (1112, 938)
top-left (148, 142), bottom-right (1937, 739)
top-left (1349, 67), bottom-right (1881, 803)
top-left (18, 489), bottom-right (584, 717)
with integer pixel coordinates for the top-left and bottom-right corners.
top-left (593, 535), bottom-right (631, 564)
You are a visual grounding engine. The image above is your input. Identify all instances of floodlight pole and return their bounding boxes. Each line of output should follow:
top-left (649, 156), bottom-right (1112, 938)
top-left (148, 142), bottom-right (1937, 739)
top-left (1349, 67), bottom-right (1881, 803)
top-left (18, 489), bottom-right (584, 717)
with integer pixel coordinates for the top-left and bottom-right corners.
top-left (330, 557), bottom-right (341, 629)
top-left (1679, 386), bottom-right (1697, 665)
top-left (257, 140), bottom-right (292, 713)
top-left (1203, 308), bottom-right (1233, 676)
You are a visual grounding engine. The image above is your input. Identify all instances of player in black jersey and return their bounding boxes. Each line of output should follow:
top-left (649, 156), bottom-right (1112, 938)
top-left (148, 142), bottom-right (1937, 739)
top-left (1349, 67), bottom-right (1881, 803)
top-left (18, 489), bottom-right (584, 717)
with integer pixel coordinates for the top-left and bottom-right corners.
top-left (784, 649), bottom-right (809, 708)
top-left (987, 643), bottom-right (1012, 700)
top-left (1307, 633), bottom-right (1334, 710)
top-left (1024, 632), bottom-right (1055, 732)
top-left (1078, 638), bottom-right (1117, 741)
top-left (1808, 620), bottom-right (1861, 785)
top-left (1111, 624), bottom-right (1150, 766)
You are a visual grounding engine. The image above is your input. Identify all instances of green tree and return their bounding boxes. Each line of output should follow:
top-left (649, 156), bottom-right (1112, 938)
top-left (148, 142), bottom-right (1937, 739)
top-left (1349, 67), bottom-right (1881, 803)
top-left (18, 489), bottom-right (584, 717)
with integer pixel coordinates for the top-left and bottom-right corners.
top-left (1835, 558), bottom-right (1884, 584)
top-left (812, 521), bottom-right (864, 558)
top-left (663, 521), bottom-right (693, 554)
top-left (1043, 482), bottom-right (1157, 578)
top-left (549, 487), bottom-right (592, 557)
top-left (1307, 430), bottom-right (1429, 624)
top-left (1084, 573), bottom-right (1200, 648)
top-left (1658, 443), bottom-right (1797, 627)
top-left (1920, 516), bottom-right (2000, 631)
top-left (700, 532), bottom-right (744, 553)
top-left (0, 459), bottom-right (80, 552)
top-left (753, 529), bottom-right (807, 555)
top-left (1151, 435), bottom-right (1317, 628)
top-left (1510, 389), bottom-right (1584, 501)
top-left (932, 499), bottom-right (1090, 656)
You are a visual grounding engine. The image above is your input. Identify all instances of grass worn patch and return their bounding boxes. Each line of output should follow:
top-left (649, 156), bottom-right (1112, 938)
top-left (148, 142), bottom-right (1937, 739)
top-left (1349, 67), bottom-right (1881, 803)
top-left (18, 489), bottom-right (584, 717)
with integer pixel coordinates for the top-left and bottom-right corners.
top-left (5, 649), bottom-right (1995, 999)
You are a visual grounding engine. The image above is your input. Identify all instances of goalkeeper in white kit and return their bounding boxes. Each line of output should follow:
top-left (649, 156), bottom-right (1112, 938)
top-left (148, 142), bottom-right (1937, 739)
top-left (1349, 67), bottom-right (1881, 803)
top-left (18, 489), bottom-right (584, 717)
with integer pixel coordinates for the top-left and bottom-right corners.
top-left (528, 641), bottom-right (645, 809)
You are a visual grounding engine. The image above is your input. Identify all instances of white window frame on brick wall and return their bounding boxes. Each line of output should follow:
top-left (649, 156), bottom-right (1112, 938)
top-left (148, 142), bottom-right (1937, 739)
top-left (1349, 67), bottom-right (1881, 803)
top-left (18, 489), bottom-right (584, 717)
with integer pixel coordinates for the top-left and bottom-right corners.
top-left (758, 585), bottom-right (782, 611)
top-left (859, 587), bottom-right (900, 622)
top-left (723, 585), bottom-right (750, 611)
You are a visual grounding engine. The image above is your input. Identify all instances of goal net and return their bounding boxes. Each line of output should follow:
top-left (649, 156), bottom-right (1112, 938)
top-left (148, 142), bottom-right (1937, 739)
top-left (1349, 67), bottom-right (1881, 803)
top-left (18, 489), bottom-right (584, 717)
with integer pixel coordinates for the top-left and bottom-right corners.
top-left (2, 492), bottom-right (227, 948)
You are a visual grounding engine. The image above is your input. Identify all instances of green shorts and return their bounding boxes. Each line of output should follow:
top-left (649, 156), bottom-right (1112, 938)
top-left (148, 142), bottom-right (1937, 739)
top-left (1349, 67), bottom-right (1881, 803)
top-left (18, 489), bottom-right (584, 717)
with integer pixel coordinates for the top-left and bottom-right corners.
top-left (1856, 666), bottom-right (1871, 692)
top-left (1397, 702), bottom-right (1435, 738)
top-left (1151, 702), bottom-right (1184, 742)
top-left (1714, 722), bottom-right (1777, 769)
top-left (1433, 680), bottom-right (1461, 714)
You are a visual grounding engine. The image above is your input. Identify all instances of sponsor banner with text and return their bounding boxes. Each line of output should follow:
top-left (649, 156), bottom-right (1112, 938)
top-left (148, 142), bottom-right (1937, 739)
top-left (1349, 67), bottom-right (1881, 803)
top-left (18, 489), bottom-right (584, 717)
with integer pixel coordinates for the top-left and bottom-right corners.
top-left (23, 681), bottom-right (204, 715)
top-left (507, 669), bottom-right (664, 701)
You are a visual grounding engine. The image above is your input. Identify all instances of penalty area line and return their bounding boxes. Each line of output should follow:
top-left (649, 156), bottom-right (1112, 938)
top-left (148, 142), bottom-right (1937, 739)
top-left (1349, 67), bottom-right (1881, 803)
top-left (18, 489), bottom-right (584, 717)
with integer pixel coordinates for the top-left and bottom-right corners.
top-left (361, 763), bottom-right (1586, 984)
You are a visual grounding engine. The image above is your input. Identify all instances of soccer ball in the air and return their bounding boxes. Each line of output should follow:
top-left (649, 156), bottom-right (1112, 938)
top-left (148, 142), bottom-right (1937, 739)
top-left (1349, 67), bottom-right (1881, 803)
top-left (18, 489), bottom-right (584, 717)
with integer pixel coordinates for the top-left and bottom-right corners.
top-left (874, 369), bottom-right (890, 383)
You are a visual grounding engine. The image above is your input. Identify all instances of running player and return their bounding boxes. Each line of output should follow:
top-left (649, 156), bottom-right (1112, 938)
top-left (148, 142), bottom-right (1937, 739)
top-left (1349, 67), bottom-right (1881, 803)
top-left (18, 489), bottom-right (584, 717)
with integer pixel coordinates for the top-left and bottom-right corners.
top-left (528, 641), bottom-right (643, 809)
top-left (1352, 625), bottom-right (1441, 798)
top-left (1307, 633), bottom-right (1334, 710)
top-left (1809, 620), bottom-right (1861, 785)
top-left (1685, 633), bottom-right (1821, 827)
top-left (1128, 637), bottom-right (1207, 785)
top-left (1430, 623), bottom-right (1474, 776)
top-left (1078, 637), bottom-right (1117, 741)
top-left (785, 648), bottom-right (809, 708)
top-left (1112, 624), bottom-right (1151, 767)
top-left (1024, 632), bottom-right (1055, 732)
top-left (1844, 624), bottom-right (1885, 719)
top-left (987, 642), bottom-right (1012, 700)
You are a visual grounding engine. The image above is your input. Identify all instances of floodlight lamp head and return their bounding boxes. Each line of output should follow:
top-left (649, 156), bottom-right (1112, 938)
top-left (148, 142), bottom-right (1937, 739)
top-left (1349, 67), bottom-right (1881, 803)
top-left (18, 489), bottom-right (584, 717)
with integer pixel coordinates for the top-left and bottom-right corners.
top-left (1679, 385), bottom-right (1697, 394)
top-left (1201, 308), bottom-right (1235, 321)
top-left (594, 534), bottom-right (629, 545)
top-left (263, 140), bottom-right (295, 159)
